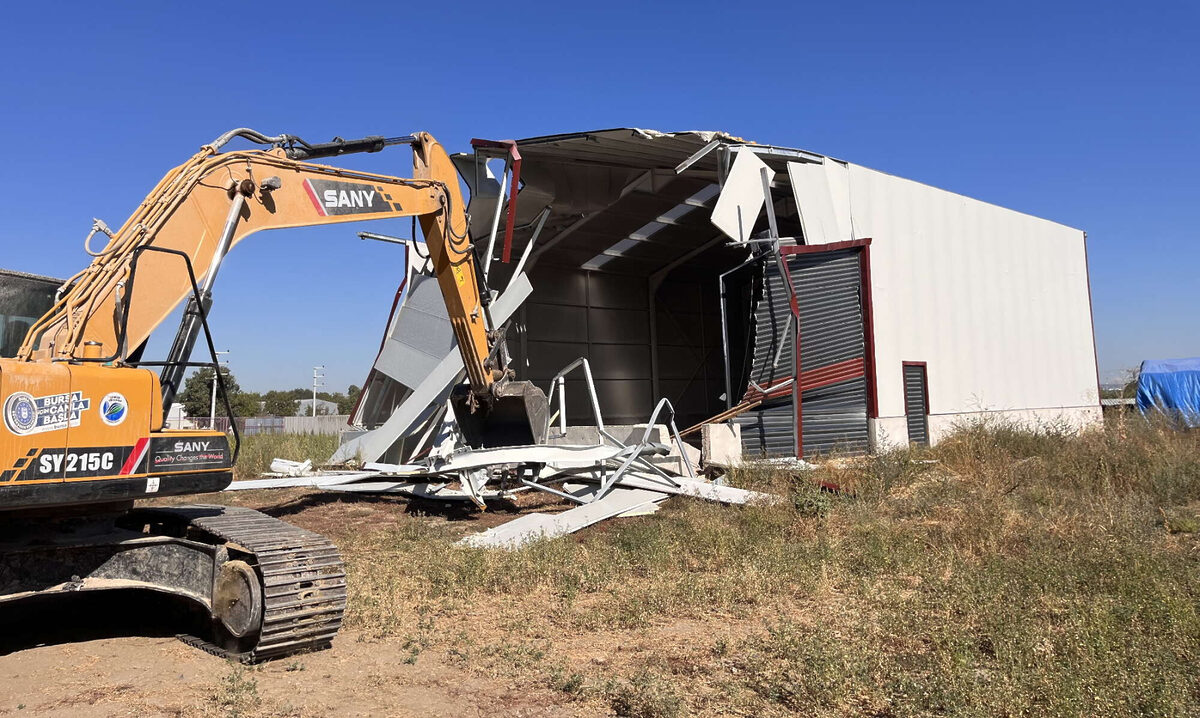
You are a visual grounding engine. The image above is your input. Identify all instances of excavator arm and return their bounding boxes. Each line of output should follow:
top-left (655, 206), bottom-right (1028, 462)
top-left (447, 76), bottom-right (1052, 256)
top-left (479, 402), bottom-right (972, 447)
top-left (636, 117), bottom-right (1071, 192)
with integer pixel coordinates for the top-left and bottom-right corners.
top-left (19, 131), bottom-right (495, 402)
top-left (0, 129), bottom-right (545, 660)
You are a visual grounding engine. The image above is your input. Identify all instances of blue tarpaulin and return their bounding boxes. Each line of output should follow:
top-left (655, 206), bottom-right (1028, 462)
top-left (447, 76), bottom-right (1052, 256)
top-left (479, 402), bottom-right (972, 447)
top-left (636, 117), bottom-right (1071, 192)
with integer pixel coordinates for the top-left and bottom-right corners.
top-left (1137, 357), bottom-right (1200, 428)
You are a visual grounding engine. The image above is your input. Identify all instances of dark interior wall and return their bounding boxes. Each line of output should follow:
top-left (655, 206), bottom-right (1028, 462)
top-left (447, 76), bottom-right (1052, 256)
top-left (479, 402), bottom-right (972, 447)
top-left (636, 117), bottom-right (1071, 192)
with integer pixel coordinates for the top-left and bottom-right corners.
top-left (514, 264), bottom-right (655, 425)
top-left (510, 257), bottom-right (735, 429)
top-left (718, 261), bottom-right (762, 405)
top-left (654, 267), bottom-right (726, 426)
top-left (487, 141), bottom-right (808, 430)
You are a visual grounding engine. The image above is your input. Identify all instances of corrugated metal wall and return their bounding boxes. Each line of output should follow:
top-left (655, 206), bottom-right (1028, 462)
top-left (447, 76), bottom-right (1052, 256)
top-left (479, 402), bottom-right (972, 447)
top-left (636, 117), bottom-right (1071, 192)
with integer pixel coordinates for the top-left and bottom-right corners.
top-left (791, 251), bottom-right (865, 372)
top-left (735, 256), bottom-right (795, 458)
top-left (792, 249), bottom-right (869, 455)
top-left (746, 259), bottom-right (794, 392)
top-left (736, 247), bottom-right (871, 458)
top-left (735, 399), bottom-right (795, 458)
top-left (802, 377), bottom-right (869, 454)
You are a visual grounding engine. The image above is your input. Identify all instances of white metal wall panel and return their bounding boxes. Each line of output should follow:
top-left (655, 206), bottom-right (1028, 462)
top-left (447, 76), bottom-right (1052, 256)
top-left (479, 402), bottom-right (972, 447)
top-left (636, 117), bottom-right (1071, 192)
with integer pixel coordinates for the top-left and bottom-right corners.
top-left (373, 275), bottom-right (454, 388)
top-left (711, 150), bottom-right (774, 242)
top-left (848, 165), bottom-right (1100, 431)
top-left (788, 161), bottom-right (852, 244)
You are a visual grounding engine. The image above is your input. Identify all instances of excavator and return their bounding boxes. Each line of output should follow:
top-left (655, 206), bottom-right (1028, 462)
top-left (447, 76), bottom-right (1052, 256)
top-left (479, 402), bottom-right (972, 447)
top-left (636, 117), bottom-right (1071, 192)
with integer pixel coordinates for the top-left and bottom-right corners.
top-left (0, 128), bottom-right (548, 660)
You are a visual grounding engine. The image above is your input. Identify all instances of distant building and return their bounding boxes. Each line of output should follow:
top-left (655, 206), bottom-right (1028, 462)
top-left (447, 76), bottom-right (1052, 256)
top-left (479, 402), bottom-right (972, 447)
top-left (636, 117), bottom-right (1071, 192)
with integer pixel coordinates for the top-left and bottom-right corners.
top-left (294, 398), bottom-right (339, 416)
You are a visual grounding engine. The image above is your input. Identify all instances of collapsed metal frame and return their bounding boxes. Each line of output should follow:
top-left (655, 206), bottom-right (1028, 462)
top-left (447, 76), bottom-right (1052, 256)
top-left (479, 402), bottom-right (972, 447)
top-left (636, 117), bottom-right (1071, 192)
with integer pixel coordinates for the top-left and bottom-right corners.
top-left (374, 355), bottom-right (701, 508)
top-left (535, 356), bottom-right (695, 504)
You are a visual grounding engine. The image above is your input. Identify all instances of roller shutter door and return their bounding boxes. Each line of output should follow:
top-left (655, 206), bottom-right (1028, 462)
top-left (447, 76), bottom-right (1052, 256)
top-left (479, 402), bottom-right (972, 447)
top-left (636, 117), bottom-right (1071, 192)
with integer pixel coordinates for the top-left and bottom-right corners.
top-left (736, 258), bottom-right (797, 459)
top-left (801, 376), bottom-right (869, 455)
top-left (792, 249), bottom-right (870, 456)
top-left (735, 245), bottom-right (872, 458)
top-left (904, 364), bottom-right (929, 445)
top-left (735, 399), bottom-right (796, 459)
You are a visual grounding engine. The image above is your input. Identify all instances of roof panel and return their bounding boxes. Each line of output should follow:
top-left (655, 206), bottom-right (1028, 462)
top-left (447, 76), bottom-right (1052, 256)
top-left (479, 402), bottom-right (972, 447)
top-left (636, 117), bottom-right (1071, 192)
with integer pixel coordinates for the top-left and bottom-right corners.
top-left (508, 128), bottom-right (801, 278)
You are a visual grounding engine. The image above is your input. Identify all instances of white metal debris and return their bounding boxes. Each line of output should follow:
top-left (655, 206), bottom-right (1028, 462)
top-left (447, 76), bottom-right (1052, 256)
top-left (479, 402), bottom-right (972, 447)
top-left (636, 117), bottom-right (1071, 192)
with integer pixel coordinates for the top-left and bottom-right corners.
top-left (268, 458), bottom-right (313, 477)
top-left (225, 470), bottom-right (379, 491)
top-left (710, 149), bottom-right (774, 242)
top-left (459, 486), bottom-right (667, 549)
top-left (228, 356), bottom-right (777, 547)
top-left (331, 271), bottom-right (533, 466)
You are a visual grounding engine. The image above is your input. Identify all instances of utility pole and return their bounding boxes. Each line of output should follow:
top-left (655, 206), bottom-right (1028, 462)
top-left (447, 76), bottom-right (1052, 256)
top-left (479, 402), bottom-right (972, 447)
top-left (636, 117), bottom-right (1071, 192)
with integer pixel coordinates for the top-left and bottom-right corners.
top-left (312, 366), bottom-right (325, 417)
top-left (210, 350), bottom-right (231, 428)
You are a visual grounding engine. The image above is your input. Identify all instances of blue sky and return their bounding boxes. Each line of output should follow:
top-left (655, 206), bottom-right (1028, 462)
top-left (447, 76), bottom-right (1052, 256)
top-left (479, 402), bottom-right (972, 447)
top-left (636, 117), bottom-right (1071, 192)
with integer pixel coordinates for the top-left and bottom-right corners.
top-left (1, 1), bottom-right (1195, 390)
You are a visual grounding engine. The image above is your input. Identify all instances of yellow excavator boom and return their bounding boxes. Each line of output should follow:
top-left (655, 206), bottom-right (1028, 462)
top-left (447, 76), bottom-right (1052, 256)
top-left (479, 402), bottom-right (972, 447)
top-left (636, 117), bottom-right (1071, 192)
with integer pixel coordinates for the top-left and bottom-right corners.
top-left (19, 131), bottom-right (495, 396)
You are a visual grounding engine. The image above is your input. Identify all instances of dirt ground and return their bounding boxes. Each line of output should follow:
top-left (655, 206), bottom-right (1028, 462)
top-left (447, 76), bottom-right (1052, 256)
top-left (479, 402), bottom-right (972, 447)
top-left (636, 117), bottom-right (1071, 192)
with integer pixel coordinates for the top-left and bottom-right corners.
top-left (0, 490), bottom-right (728, 718)
top-left (0, 625), bottom-right (633, 717)
top-left (1, 630), bottom-right (542, 717)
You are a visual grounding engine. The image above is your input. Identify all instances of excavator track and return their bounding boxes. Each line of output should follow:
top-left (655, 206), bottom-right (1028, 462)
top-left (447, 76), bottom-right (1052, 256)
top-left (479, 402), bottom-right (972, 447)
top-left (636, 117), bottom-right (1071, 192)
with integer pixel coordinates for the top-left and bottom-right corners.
top-left (138, 505), bottom-right (346, 662)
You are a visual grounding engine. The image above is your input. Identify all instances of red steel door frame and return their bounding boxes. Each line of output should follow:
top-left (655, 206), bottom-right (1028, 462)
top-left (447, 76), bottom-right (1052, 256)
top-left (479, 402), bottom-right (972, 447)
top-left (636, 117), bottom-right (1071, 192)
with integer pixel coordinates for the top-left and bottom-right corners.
top-left (778, 238), bottom-right (878, 457)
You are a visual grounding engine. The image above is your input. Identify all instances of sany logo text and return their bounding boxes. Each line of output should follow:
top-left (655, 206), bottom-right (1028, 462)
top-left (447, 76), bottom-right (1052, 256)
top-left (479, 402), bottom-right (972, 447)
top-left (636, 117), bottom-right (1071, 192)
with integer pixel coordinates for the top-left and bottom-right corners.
top-left (323, 189), bottom-right (376, 209)
top-left (173, 441), bottom-right (211, 452)
top-left (304, 178), bottom-right (392, 216)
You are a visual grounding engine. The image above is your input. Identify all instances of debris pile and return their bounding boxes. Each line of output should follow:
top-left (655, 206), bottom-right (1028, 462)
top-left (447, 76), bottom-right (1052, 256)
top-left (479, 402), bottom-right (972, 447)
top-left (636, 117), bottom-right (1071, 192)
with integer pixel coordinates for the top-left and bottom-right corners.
top-left (232, 358), bottom-right (775, 548)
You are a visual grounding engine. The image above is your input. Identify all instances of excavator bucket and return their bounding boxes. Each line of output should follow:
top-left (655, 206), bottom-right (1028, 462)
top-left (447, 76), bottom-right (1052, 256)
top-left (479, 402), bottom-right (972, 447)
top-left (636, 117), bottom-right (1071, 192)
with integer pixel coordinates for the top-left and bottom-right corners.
top-left (451, 380), bottom-right (550, 449)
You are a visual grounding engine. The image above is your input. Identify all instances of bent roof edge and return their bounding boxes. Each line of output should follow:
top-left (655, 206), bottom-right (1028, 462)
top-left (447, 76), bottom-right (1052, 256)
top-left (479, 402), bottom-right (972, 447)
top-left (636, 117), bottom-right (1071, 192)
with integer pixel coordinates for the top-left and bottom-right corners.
top-left (511, 127), bottom-right (1083, 233)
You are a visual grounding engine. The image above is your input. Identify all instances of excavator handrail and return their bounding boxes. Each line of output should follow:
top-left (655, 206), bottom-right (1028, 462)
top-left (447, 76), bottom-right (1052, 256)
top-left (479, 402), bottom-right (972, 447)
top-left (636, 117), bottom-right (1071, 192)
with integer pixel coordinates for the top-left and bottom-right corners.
top-left (66, 244), bottom-right (242, 460)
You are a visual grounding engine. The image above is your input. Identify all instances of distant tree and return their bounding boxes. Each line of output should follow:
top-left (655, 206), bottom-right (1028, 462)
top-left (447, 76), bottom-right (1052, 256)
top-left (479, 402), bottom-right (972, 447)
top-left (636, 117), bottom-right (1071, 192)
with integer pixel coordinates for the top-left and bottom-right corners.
top-left (262, 390), bottom-right (299, 417)
top-left (241, 391), bottom-right (263, 415)
top-left (177, 367), bottom-right (256, 419)
top-left (257, 385), bottom-right (359, 417)
top-left (341, 384), bottom-right (362, 415)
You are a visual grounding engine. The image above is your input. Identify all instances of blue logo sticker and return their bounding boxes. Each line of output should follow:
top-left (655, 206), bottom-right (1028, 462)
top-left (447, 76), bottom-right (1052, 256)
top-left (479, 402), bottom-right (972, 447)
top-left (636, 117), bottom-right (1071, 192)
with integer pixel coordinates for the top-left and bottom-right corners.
top-left (3, 391), bottom-right (90, 435)
top-left (4, 393), bottom-right (38, 434)
top-left (100, 392), bottom-right (128, 427)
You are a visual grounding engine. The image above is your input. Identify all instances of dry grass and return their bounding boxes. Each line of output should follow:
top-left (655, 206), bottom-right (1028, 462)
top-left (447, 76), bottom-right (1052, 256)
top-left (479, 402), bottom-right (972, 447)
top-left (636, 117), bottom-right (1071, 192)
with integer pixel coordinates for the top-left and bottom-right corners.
top-left (233, 433), bottom-right (339, 480)
top-left (227, 415), bottom-right (1200, 716)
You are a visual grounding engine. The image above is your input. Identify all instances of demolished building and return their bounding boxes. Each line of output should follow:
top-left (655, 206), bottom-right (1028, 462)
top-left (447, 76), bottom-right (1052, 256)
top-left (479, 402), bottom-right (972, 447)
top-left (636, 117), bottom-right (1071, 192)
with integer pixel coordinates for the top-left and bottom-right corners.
top-left (343, 128), bottom-right (1101, 463)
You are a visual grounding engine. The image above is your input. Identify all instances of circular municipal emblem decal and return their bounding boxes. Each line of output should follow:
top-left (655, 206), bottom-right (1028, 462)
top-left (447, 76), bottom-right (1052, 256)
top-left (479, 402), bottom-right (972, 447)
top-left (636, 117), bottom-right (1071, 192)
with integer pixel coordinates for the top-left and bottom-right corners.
top-left (100, 392), bottom-right (128, 427)
top-left (4, 392), bottom-right (38, 435)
